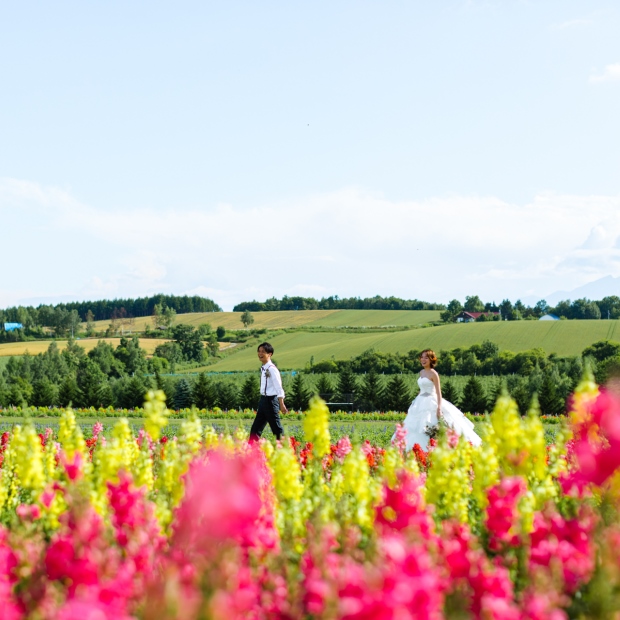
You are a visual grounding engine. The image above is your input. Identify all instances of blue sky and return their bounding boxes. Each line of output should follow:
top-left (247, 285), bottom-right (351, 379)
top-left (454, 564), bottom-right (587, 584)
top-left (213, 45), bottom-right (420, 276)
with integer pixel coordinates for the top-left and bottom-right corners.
top-left (1, 1), bottom-right (619, 310)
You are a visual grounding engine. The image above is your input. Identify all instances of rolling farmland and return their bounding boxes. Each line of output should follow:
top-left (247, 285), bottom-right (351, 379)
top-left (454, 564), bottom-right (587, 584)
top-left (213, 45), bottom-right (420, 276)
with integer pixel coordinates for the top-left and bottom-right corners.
top-left (91, 309), bottom-right (442, 332)
top-left (0, 338), bottom-right (172, 358)
top-left (206, 319), bottom-right (620, 371)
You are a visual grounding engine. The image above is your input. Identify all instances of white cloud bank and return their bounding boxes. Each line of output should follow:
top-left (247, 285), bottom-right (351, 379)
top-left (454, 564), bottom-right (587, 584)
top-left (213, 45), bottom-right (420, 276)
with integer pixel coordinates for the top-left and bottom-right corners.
top-left (590, 63), bottom-right (620, 84)
top-left (1, 177), bottom-right (620, 309)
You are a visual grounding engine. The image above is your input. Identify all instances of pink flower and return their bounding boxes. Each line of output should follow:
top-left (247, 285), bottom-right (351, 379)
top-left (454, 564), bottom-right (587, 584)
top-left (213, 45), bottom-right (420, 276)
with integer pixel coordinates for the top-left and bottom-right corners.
top-left (485, 477), bottom-right (527, 552)
top-left (375, 472), bottom-right (433, 538)
top-left (566, 390), bottom-right (620, 489)
top-left (0, 527), bottom-right (21, 620)
top-left (172, 449), bottom-right (265, 554)
top-left (391, 423), bottom-right (407, 454)
top-left (529, 506), bottom-right (596, 594)
top-left (16, 503), bottom-right (41, 521)
top-left (334, 436), bottom-right (353, 462)
top-left (62, 451), bottom-right (84, 481)
top-left (92, 422), bottom-right (104, 440)
top-left (446, 428), bottom-right (460, 449)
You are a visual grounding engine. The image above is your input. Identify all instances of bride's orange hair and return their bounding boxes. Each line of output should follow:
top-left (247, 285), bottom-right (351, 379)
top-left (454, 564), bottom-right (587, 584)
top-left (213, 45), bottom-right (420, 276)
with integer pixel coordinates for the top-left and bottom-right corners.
top-left (419, 349), bottom-right (438, 368)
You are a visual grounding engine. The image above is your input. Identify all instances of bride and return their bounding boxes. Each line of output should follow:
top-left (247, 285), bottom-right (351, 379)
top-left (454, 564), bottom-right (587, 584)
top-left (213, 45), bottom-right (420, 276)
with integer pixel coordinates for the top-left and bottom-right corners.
top-left (396, 349), bottom-right (482, 452)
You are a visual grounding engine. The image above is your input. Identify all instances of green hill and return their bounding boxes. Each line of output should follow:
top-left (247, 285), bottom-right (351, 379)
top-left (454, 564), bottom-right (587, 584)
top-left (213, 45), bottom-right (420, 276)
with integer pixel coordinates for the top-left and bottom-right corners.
top-left (205, 319), bottom-right (620, 371)
top-left (91, 309), bottom-right (442, 332)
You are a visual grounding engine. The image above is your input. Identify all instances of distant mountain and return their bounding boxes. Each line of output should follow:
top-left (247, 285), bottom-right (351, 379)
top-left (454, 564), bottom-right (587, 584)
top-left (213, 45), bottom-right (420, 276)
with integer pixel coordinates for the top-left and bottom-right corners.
top-left (544, 276), bottom-right (620, 306)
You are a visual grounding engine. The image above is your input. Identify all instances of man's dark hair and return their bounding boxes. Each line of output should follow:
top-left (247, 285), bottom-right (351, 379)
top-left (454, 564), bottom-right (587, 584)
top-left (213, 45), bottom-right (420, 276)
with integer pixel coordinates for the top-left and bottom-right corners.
top-left (257, 342), bottom-right (274, 355)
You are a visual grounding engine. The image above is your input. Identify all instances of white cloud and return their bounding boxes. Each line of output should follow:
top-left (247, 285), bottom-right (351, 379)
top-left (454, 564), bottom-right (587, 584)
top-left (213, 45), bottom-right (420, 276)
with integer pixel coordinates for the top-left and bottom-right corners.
top-left (1, 177), bottom-right (620, 309)
top-left (551, 18), bottom-right (591, 30)
top-left (590, 63), bottom-right (620, 84)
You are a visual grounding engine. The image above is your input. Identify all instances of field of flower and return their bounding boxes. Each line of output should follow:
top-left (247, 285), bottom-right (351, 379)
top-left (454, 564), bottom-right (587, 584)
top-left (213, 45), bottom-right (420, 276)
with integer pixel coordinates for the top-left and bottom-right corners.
top-left (1, 375), bottom-right (620, 618)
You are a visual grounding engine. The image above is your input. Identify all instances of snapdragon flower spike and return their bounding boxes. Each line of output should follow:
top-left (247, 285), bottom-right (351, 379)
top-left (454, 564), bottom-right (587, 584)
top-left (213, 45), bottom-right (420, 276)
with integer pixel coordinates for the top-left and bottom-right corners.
top-left (529, 505), bottom-right (596, 594)
top-left (391, 423), bottom-right (407, 454)
top-left (485, 476), bottom-right (527, 552)
top-left (375, 471), bottom-right (433, 538)
top-left (172, 449), bottom-right (265, 554)
top-left (0, 527), bottom-right (21, 620)
top-left (61, 450), bottom-right (84, 482)
top-left (566, 389), bottom-right (620, 489)
top-left (334, 436), bottom-right (353, 462)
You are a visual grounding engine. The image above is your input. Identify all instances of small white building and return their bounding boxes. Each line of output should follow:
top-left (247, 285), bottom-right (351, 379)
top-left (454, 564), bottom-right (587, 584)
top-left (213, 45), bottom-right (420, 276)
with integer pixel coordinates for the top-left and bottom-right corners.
top-left (539, 314), bottom-right (560, 321)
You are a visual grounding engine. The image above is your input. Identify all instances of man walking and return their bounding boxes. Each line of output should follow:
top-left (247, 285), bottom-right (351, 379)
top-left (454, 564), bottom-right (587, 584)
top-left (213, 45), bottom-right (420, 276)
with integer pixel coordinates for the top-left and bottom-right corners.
top-left (249, 342), bottom-right (287, 442)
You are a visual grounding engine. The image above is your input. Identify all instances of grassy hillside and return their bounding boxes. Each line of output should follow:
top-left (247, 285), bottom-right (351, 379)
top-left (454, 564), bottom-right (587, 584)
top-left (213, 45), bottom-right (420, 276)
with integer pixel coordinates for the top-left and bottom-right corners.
top-left (91, 309), bottom-right (442, 332)
top-left (0, 338), bottom-right (172, 358)
top-left (205, 319), bottom-right (620, 371)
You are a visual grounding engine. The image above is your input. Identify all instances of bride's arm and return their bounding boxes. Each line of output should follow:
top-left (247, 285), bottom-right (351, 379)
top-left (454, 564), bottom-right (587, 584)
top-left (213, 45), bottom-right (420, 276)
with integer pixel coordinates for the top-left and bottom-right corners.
top-left (430, 370), bottom-right (442, 419)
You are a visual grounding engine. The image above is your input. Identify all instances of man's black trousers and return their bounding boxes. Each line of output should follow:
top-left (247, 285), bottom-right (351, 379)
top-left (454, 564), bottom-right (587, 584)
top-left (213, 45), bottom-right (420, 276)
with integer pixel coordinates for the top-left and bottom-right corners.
top-left (250, 395), bottom-right (284, 441)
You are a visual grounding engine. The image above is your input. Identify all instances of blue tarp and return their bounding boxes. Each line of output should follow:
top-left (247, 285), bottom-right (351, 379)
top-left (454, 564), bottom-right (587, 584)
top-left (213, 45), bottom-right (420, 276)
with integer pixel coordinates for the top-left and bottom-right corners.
top-left (3, 323), bottom-right (23, 332)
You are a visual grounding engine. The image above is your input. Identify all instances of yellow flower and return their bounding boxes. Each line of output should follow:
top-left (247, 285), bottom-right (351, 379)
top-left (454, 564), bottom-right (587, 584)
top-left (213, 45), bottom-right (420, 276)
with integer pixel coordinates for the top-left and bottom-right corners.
top-left (270, 443), bottom-right (303, 502)
top-left (143, 390), bottom-right (169, 441)
top-left (303, 396), bottom-right (331, 458)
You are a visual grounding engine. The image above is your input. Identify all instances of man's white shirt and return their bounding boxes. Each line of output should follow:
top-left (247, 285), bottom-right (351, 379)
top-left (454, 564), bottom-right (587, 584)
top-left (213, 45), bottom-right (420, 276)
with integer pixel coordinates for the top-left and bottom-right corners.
top-left (261, 362), bottom-right (285, 398)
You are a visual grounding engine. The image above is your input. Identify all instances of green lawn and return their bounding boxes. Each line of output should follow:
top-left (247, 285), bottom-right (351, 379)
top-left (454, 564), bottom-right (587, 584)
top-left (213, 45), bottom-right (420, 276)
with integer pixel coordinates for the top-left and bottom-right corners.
top-left (207, 319), bottom-right (620, 371)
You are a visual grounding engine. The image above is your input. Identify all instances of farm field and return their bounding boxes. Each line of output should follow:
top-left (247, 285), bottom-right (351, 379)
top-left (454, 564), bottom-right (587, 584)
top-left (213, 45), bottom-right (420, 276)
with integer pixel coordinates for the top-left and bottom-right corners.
top-left (0, 337), bottom-right (172, 358)
top-left (90, 309), bottom-right (442, 331)
top-left (207, 319), bottom-right (620, 371)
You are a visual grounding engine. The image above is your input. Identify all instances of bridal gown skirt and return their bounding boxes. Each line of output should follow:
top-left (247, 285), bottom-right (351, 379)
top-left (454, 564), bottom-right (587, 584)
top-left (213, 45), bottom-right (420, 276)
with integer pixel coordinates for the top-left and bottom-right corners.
top-left (399, 392), bottom-right (482, 452)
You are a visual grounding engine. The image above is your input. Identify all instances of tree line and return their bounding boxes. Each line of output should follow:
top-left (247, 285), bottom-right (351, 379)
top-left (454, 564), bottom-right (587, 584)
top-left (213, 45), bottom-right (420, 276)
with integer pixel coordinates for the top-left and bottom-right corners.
top-left (0, 294), bottom-right (221, 335)
top-left (232, 295), bottom-right (445, 312)
top-left (440, 295), bottom-right (620, 322)
top-left (0, 323), bottom-right (224, 409)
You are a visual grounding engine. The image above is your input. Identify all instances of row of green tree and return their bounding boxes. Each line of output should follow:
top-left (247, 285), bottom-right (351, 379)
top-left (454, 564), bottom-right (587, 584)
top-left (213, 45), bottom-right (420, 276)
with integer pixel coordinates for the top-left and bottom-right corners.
top-left (307, 340), bottom-right (588, 379)
top-left (232, 295), bottom-right (445, 312)
top-left (0, 294), bottom-right (221, 332)
top-left (0, 326), bottom-right (225, 408)
top-left (440, 295), bottom-right (620, 322)
top-left (297, 365), bottom-right (570, 416)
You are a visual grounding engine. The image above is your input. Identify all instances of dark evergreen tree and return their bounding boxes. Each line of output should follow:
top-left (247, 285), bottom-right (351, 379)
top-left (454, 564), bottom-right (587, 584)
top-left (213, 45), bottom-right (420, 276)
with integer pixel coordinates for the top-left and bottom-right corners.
top-left (337, 366), bottom-right (358, 402)
top-left (217, 381), bottom-right (239, 410)
top-left (239, 375), bottom-right (260, 409)
top-left (115, 375), bottom-right (150, 409)
top-left (538, 372), bottom-right (565, 416)
top-left (287, 373), bottom-right (312, 411)
top-left (359, 369), bottom-right (385, 412)
top-left (485, 378), bottom-right (504, 412)
top-left (173, 378), bottom-right (193, 410)
top-left (460, 376), bottom-right (487, 414)
top-left (192, 372), bottom-right (218, 409)
top-left (32, 378), bottom-right (59, 407)
top-left (383, 374), bottom-right (412, 412)
top-left (0, 373), bottom-right (8, 407)
top-left (314, 374), bottom-right (334, 399)
top-left (58, 374), bottom-right (81, 407)
top-left (77, 358), bottom-right (108, 408)
top-left (154, 369), bottom-right (175, 408)
top-left (95, 381), bottom-right (115, 408)
top-left (440, 378), bottom-right (460, 408)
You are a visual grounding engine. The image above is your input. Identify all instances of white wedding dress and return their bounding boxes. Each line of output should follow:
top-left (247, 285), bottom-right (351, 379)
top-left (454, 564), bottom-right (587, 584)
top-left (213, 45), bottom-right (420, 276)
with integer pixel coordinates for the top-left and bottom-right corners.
top-left (396, 376), bottom-right (482, 452)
